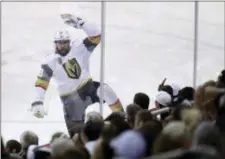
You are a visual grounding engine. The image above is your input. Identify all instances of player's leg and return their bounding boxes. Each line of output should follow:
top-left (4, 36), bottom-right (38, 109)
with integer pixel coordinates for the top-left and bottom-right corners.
top-left (93, 81), bottom-right (124, 112)
top-left (60, 81), bottom-right (95, 138)
top-left (61, 94), bottom-right (87, 138)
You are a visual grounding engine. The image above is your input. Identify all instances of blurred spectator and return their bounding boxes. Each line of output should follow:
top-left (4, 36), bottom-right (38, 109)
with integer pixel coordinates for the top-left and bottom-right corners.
top-left (181, 108), bottom-right (202, 137)
top-left (100, 121), bottom-right (117, 142)
top-left (84, 111), bottom-right (103, 123)
top-left (110, 130), bottom-right (146, 159)
top-left (2, 137), bottom-right (22, 159)
top-left (171, 104), bottom-right (190, 121)
top-left (53, 146), bottom-right (85, 159)
top-left (138, 120), bottom-right (163, 156)
top-left (217, 69), bottom-right (225, 88)
top-left (92, 139), bottom-right (115, 159)
top-left (152, 121), bottom-right (191, 154)
top-left (51, 138), bottom-right (75, 158)
top-left (126, 104), bottom-right (142, 128)
top-left (50, 132), bottom-right (69, 144)
top-left (19, 131), bottom-right (39, 159)
top-left (133, 92), bottom-right (150, 109)
top-left (72, 133), bottom-right (84, 148)
top-left (134, 109), bottom-right (153, 129)
top-left (192, 121), bottom-right (223, 157)
top-left (27, 144), bottom-right (51, 159)
top-left (81, 119), bottom-right (104, 155)
top-left (6, 140), bottom-right (22, 154)
top-left (155, 91), bottom-right (172, 120)
top-left (194, 83), bottom-right (224, 121)
top-left (176, 87), bottom-right (195, 107)
top-left (105, 112), bottom-right (131, 136)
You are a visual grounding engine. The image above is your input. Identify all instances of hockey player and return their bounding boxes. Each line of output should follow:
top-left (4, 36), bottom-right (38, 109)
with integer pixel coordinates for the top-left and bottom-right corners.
top-left (31, 14), bottom-right (124, 138)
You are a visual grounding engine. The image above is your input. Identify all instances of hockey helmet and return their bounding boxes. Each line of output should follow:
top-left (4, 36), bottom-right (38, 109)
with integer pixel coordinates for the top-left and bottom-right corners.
top-left (54, 30), bottom-right (71, 42)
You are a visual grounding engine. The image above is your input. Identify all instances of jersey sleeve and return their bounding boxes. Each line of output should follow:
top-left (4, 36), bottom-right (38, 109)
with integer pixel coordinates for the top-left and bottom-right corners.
top-left (81, 22), bottom-right (101, 52)
top-left (35, 64), bottom-right (53, 90)
top-left (34, 58), bottom-right (54, 102)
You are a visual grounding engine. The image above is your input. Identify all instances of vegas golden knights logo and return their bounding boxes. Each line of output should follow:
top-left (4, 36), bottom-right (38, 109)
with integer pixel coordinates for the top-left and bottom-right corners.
top-left (63, 58), bottom-right (81, 79)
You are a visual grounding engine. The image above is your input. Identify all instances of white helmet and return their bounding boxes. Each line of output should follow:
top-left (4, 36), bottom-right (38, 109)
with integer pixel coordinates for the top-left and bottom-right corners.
top-left (54, 30), bottom-right (71, 42)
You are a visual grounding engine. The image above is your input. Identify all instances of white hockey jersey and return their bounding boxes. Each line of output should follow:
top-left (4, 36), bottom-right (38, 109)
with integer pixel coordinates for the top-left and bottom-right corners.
top-left (34, 22), bottom-right (101, 102)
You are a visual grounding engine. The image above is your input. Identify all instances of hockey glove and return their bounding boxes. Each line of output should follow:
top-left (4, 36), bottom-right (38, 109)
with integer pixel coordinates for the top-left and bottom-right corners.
top-left (60, 14), bottom-right (85, 29)
top-left (31, 101), bottom-right (45, 118)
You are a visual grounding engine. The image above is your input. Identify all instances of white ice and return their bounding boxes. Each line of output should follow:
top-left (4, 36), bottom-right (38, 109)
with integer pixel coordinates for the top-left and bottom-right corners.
top-left (2, 2), bottom-right (224, 144)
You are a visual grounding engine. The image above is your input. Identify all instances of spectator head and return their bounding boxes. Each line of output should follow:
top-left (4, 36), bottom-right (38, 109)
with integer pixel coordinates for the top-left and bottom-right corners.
top-left (20, 131), bottom-right (39, 150)
top-left (110, 130), bottom-right (146, 159)
top-left (194, 84), bottom-right (224, 121)
top-left (92, 139), bottom-right (115, 159)
top-left (72, 133), bottom-right (84, 148)
top-left (50, 132), bottom-right (69, 144)
top-left (155, 91), bottom-right (172, 121)
top-left (181, 108), bottom-right (202, 138)
top-left (6, 140), bottom-right (22, 154)
top-left (138, 120), bottom-right (163, 156)
top-left (133, 92), bottom-right (150, 110)
top-left (216, 93), bottom-right (225, 133)
top-left (217, 69), bottom-right (225, 88)
top-left (105, 112), bottom-right (131, 136)
top-left (82, 119), bottom-right (104, 143)
top-left (126, 104), bottom-right (142, 128)
top-left (100, 121), bottom-right (117, 142)
top-left (85, 111), bottom-right (103, 123)
top-left (153, 121), bottom-right (191, 154)
top-left (155, 91), bottom-right (172, 108)
top-left (27, 144), bottom-right (51, 159)
top-left (134, 110), bottom-right (153, 129)
top-left (172, 105), bottom-right (190, 121)
top-left (104, 112), bottom-right (125, 122)
top-left (179, 87), bottom-right (195, 101)
top-left (176, 87), bottom-right (195, 107)
top-left (216, 92), bottom-right (225, 116)
top-left (192, 121), bottom-right (223, 155)
top-left (51, 138), bottom-right (76, 158)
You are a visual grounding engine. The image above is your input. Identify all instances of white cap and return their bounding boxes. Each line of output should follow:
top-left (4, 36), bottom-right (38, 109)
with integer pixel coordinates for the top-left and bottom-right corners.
top-left (170, 83), bottom-right (180, 96)
top-left (155, 91), bottom-right (172, 106)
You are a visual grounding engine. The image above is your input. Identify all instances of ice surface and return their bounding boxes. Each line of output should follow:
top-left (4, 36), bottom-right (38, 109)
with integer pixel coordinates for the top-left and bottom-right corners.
top-left (2, 2), bottom-right (224, 144)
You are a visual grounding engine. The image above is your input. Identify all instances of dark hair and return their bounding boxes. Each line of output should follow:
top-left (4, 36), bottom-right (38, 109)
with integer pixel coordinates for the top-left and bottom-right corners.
top-left (105, 112), bottom-right (131, 136)
top-left (6, 140), bottom-right (22, 154)
top-left (126, 104), bottom-right (141, 127)
top-left (160, 85), bottom-right (173, 98)
top-left (83, 120), bottom-right (104, 141)
top-left (138, 120), bottom-right (163, 156)
top-left (104, 112), bottom-right (125, 121)
top-left (179, 87), bottom-right (195, 101)
top-left (133, 92), bottom-right (150, 110)
top-left (218, 70), bottom-right (225, 84)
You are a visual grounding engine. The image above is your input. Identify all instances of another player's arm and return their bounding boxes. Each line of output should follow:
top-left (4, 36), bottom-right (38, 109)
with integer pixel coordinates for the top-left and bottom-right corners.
top-left (34, 64), bottom-right (53, 103)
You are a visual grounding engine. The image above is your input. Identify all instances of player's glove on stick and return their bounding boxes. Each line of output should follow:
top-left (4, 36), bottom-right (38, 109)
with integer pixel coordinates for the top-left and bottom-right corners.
top-left (60, 14), bottom-right (85, 29)
top-left (31, 101), bottom-right (45, 118)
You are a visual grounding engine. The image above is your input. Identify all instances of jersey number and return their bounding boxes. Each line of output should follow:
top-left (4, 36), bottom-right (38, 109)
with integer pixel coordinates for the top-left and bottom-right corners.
top-left (63, 58), bottom-right (81, 79)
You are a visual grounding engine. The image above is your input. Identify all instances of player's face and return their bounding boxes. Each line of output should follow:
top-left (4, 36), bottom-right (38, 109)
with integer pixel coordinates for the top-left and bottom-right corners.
top-left (55, 40), bottom-right (71, 56)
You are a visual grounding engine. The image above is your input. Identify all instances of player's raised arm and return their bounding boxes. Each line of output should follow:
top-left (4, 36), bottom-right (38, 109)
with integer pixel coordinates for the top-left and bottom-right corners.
top-left (60, 14), bottom-right (101, 52)
top-left (31, 63), bottom-right (53, 118)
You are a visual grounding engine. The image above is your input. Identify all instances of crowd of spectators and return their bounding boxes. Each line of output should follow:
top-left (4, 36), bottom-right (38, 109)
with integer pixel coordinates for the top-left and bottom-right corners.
top-left (2, 69), bottom-right (225, 159)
